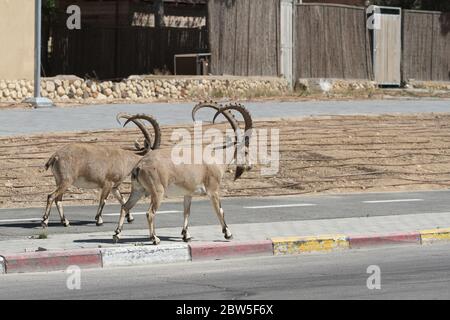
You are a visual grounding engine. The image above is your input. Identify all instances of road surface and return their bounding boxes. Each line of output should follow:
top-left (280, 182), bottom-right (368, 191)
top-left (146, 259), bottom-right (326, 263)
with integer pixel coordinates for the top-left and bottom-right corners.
top-left (0, 243), bottom-right (449, 300)
top-left (1, 99), bottom-right (449, 136)
top-left (1, 190), bottom-right (450, 238)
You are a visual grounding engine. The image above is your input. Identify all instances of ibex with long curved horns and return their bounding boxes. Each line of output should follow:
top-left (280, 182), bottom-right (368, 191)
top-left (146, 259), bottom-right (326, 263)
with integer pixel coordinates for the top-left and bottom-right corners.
top-left (112, 102), bottom-right (253, 245)
top-left (42, 114), bottom-right (161, 228)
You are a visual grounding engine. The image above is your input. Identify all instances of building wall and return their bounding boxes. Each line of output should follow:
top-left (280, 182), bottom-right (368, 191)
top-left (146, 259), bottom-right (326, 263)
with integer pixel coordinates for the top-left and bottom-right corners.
top-left (0, 0), bottom-right (35, 80)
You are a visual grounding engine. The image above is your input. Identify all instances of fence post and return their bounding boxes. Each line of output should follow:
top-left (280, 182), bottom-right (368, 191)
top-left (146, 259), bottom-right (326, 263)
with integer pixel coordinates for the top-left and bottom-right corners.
top-left (280, 0), bottom-right (294, 87)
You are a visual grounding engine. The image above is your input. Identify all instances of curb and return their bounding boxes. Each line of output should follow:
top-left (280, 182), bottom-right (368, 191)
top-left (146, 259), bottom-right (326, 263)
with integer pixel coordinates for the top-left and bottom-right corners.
top-left (101, 244), bottom-right (190, 267)
top-left (3, 249), bottom-right (102, 274)
top-left (272, 234), bottom-right (349, 255)
top-left (348, 232), bottom-right (421, 249)
top-left (1, 228), bottom-right (450, 274)
top-left (0, 256), bottom-right (5, 274)
top-left (190, 240), bottom-right (273, 261)
top-left (419, 228), bottom-right (450, 244)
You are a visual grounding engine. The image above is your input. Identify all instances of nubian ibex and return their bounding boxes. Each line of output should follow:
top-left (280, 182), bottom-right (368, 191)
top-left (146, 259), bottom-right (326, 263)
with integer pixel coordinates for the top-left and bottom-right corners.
top-left (112, 102), bottom-right (253, 244)
top-left (42, 114), bottom-right (161, 228)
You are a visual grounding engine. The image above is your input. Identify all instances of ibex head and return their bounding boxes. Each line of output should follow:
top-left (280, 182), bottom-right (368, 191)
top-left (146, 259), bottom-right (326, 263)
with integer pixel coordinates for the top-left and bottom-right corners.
top-left (193, 101), bottom-right (253, 180)
top-left (213, 103), bottom-right (253, 180)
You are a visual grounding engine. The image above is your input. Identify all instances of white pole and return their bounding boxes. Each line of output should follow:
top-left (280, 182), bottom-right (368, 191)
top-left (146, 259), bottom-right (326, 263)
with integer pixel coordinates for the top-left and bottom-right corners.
top-left (25, 0), bottom-right (54, 108)
top-left (34, 0), bottom-right (42, 98)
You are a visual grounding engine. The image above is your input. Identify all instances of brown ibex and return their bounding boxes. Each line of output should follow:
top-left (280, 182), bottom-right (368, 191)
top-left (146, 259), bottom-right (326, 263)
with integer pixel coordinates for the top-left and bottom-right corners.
top-left (42, 114), bottom-right (161, 228)
top-left (112, 102), bottom-right (253, 245)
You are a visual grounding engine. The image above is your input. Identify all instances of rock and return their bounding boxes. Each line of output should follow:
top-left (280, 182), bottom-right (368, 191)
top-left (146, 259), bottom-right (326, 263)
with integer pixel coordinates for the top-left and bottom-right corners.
top-left (73, 79), bottom-right (82, 88)
top-left (46, 81), bottom-right (55, 92)
top-left (75, 88), bottom-right (84, 97)
top-left (57, 86), bottom-right (66, 97)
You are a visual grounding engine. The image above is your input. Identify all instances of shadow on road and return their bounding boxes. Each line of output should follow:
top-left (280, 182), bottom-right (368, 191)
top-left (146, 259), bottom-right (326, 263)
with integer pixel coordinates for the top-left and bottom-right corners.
top-left (0, 220), bottom-right (96, 229)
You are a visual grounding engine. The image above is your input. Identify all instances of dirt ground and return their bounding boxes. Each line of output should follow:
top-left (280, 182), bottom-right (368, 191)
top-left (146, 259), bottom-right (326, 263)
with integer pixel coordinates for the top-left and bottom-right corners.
top-left (1, 113), bottom-right (450, 209)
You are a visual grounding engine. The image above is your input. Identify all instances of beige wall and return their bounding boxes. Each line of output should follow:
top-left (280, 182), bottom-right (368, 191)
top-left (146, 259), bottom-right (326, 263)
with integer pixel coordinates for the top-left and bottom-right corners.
top-left (0, 0), bottom-right (35, 80)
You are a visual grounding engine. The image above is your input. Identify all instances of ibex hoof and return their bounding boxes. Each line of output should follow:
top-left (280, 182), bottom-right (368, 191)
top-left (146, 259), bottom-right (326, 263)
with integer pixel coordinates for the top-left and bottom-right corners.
top-left (62, 220), bottom-right (70, 227)
top-left (224, 233), bottom-right (233, 240)
top-left (183, 236), bottom-right (193, 243)
top-left (150, 236), bottom-right (160, 245)
top-left (96, 220), bottom-right (104, 227)
top-left (127, 216), bottom-right (134, 224)
top-left (112, 234), bottom-right (120, 244)
top-left (41, 221), bottom-right (48, 229)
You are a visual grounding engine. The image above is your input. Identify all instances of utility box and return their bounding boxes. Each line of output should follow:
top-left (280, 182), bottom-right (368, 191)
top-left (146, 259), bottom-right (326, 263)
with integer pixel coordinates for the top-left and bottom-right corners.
top-left (174, 53), bottom-right (211, 75)
top-left (368, 6), bottom-right (402, 86)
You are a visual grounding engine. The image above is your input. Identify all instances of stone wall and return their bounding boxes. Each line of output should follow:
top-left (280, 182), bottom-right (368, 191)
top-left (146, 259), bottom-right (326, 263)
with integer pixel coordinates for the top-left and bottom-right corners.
top-left (405, 80), bottom-right (450, 91)
top-left (295, 78), bottom-right (377, 93)
top-left (0, 76), bottom-right (290, 103)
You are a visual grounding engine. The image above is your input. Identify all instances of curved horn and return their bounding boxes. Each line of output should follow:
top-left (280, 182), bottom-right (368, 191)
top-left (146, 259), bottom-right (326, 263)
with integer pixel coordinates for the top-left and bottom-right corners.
top-left (117, 112), bottom-right (149, 152)
top-left (213, 103), bottom-right (253, 181)
top-left (192, 101), bottom-right (221, 123)
top-left (124, 114), bottom-right (161, 151)
top-left (213, 103), bottom-right (253, 147)
top-left (217, 103), bottom-right (253, 134)
top-left (193, 101), bottom-right (240, 148)
top-left (116, 112), bottom-right (133, 126)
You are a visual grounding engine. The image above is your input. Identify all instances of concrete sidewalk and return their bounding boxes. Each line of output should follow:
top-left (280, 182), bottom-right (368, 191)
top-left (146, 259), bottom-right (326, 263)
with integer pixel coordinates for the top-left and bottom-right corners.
top-left (2, 210), bottom-right (450, 254)
top-left (1, 99), bottom-right (450, 136)
top-left (1, 211), bottom-right (450, 274)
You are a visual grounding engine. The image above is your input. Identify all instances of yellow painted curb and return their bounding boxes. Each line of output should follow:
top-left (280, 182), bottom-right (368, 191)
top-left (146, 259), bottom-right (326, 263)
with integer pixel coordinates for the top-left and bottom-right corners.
top-left (272, 235), bottom-right (349, 255)
top-left (420, 228), bottom-right (450, 243)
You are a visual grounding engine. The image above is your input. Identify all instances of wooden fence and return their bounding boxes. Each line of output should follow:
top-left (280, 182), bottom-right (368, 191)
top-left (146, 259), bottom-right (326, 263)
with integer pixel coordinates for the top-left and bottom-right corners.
top-left (207, 0), bottom-right (280, 76)
top-left (45, 25), bottom-right (208, 80)
top-left (41, 2), bottom-right (450, 83)
top-left (294, 4), bottom-right (373, 80)
top-left (402, 10), bottom-right (450, 81)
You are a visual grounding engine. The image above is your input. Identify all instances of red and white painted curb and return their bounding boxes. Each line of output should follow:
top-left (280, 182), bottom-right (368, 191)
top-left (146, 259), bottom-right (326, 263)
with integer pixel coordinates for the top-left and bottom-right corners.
top-left (2, 249), bottom-right (102, 274)
top-left (1, 228), bottom-right (449, 274)
top-left (189, 240), bottom-right (273, 261)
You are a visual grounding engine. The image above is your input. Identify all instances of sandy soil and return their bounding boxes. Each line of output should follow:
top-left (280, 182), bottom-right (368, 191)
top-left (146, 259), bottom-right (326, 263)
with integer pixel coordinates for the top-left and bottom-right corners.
top-left (1, 113), bottom-right (450, 209)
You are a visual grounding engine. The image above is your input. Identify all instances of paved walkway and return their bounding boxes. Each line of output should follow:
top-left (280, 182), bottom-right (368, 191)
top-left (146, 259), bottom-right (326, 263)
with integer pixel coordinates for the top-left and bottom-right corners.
top-left (1, 99), bottom-right (449, 136)
top-left (1, 211), bottom-right (450, 254)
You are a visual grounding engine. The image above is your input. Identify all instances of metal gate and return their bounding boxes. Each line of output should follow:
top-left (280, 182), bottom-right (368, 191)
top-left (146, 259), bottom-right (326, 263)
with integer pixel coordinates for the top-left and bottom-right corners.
top-left (370, 6), bottom-right (402, 85)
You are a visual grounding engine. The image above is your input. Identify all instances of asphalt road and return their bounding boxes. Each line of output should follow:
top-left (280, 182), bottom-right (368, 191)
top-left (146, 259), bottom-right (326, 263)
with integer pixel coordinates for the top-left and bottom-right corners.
top-left (1, 190), bottom-right (450, 238)
top-left (1, 99), bottom-right (449, 136)
top-left (1, 243), bottom-right (449, 300)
